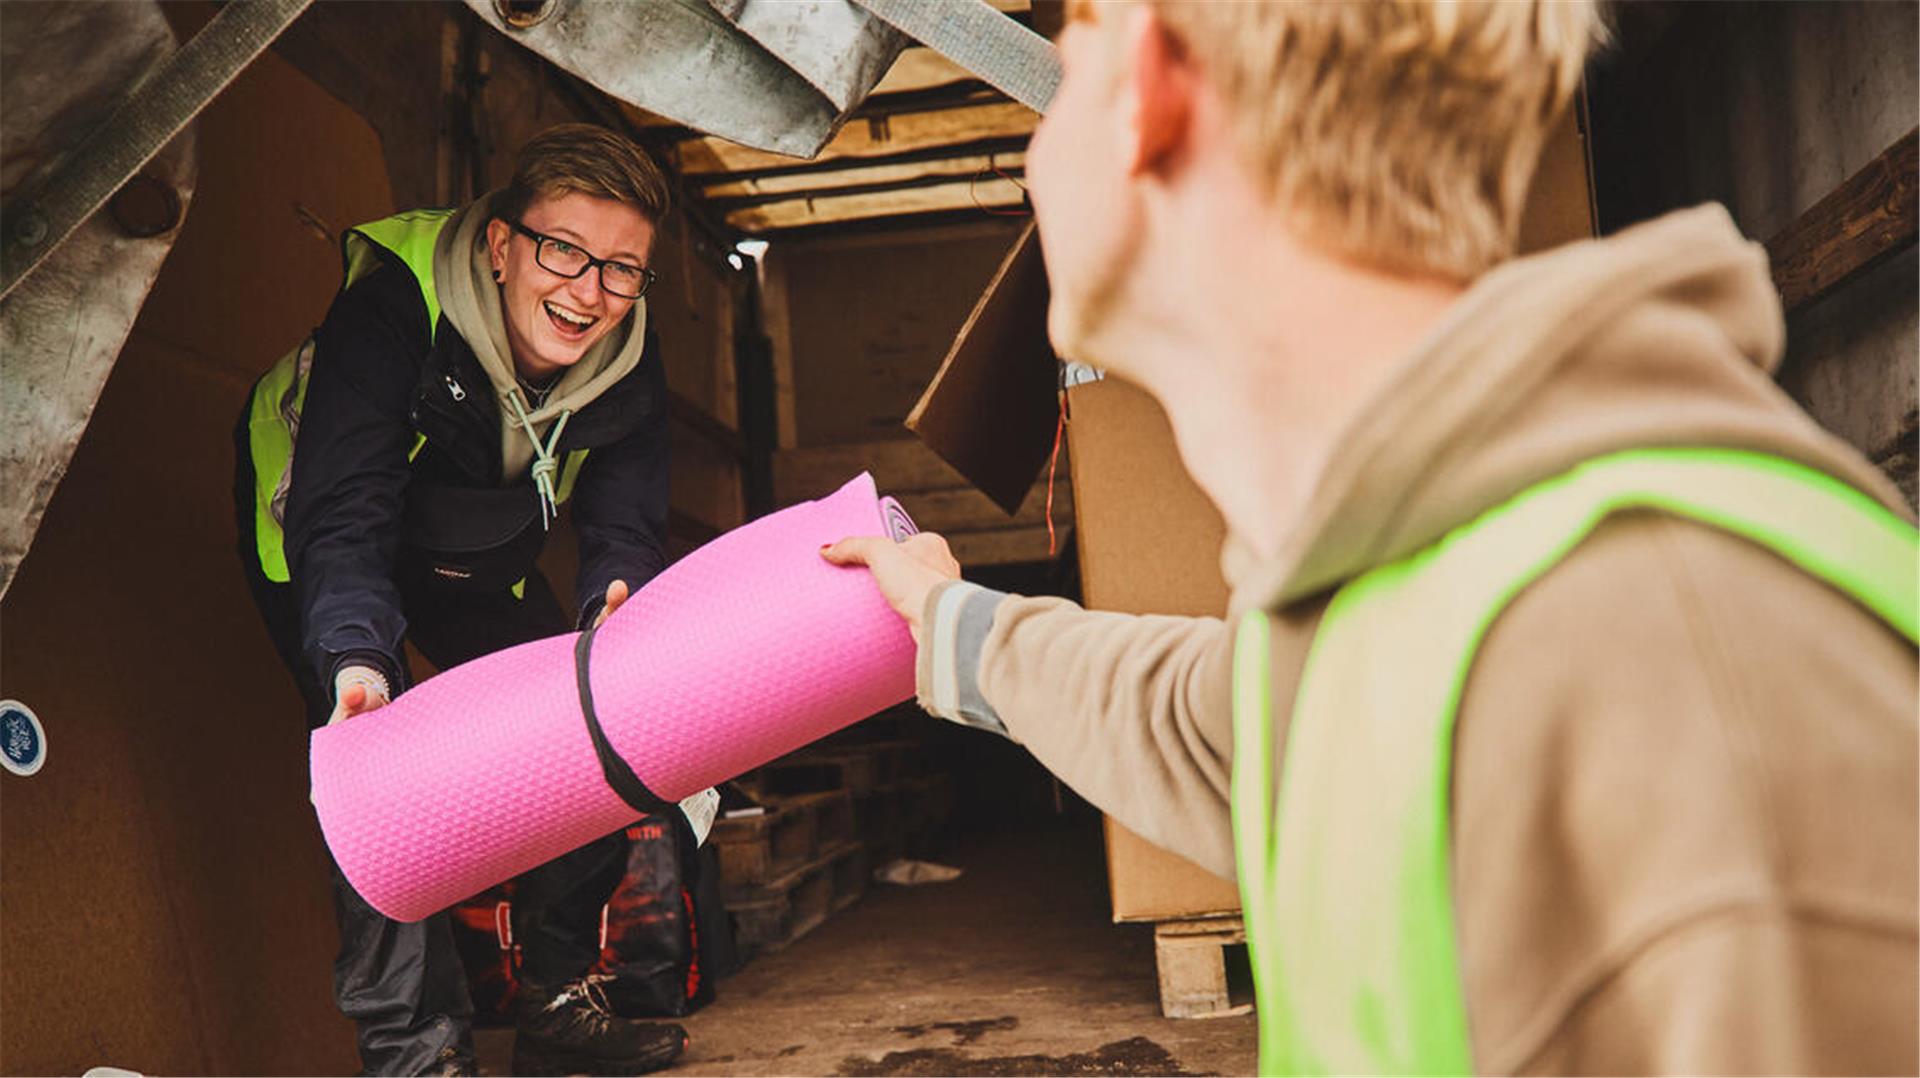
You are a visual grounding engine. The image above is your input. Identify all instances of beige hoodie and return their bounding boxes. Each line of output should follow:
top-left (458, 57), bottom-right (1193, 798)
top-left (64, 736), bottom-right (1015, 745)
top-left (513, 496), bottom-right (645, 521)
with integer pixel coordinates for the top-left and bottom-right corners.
top-left (916, 205), bottom-right (1918, 1074)
top-left (432, 193), bottom-right (649, 483)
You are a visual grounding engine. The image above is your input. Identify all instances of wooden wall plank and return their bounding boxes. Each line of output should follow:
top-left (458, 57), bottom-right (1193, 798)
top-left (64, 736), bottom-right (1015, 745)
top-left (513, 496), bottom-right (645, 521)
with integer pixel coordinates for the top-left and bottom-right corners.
top-left (675, 101), bottom-right (1039, 176)
top-left (729, 176), bottom-right (1025, 231)
top-left (759, 250), bottom-right (800, 450)
top-left (871, 46), bottom-right (975, 96)
top-left (701, 151), bottom-right (1025, 200)
top-left (776, 439), bottom-right (970, 500)
top-left (1766, 127), bottom-right (1918, 313)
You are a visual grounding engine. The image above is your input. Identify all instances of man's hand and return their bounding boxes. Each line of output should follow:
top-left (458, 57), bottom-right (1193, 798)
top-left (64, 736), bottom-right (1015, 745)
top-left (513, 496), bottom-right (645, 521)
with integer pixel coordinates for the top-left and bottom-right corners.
top-left (328, 665), bottom-right (391, 725)
top-left (820, 532), bottom-right (961, 644)
top-left (592, 579), bottom-right (630, 629)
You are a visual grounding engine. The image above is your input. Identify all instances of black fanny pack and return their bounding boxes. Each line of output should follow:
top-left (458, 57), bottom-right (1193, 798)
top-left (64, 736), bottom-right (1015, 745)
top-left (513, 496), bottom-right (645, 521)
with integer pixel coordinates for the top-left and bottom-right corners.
top-left (397, 480), bottom-right (546, 592)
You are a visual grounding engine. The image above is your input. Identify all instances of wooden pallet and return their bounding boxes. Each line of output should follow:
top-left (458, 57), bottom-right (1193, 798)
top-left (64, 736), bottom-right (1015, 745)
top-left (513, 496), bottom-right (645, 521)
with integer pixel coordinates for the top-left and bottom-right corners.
top-left (725, 840), bottom-right (868, 954)
top-left (710, 790), bottom-right (854, 890)
top-left (753, 739), bottom-right (925, 798)
top-left (1153, 916), bottom-right (1252, 1019)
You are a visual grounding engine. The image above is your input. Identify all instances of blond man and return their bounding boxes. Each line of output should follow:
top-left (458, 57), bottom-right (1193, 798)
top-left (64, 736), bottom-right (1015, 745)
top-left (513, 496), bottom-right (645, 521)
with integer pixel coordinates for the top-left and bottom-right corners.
top-left (829, 2), bottom-right (1920, 1072)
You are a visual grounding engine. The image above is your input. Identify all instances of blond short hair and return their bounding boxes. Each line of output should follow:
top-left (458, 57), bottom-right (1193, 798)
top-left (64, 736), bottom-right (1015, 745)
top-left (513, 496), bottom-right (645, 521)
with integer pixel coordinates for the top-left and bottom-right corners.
top-left (496, 123), bottom-right (670, 226)
top-left (1072, 0), bottom-right (1605, 280)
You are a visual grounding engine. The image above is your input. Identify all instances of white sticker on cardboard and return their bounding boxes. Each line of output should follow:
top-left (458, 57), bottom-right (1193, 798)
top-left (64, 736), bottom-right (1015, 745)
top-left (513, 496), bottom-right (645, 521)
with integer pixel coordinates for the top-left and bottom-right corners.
top-left (1, 699), bottom-right (46, 776)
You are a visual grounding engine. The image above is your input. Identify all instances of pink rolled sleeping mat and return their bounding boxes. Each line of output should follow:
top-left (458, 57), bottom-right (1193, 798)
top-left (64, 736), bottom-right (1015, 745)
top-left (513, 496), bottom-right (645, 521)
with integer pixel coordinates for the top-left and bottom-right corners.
top-left (311, 473), bottom-right (917, 922)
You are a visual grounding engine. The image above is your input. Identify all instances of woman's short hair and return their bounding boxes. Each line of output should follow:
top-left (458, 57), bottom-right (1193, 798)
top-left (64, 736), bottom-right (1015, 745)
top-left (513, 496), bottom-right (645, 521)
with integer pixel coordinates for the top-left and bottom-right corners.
top-left (494, 123), bottom-right (670, 226)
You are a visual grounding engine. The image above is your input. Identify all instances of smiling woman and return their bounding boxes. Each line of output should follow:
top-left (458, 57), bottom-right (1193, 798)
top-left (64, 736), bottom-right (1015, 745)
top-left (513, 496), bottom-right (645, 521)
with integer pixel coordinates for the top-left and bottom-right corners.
top-left (231, 121), bottom-right (695, 1077)
top-left (489, 190), bottom-right (657, 380)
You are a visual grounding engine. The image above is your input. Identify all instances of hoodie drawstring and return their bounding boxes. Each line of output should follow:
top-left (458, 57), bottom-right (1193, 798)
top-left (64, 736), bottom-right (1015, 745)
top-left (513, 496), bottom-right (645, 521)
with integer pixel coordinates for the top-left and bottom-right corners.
top-left (503, 388), bottom-right (571, 530)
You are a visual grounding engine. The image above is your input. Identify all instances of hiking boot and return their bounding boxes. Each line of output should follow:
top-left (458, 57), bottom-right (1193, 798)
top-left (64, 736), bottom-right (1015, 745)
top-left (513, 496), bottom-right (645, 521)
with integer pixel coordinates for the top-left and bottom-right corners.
top-left (512, 973), bottom-right (688, 1076)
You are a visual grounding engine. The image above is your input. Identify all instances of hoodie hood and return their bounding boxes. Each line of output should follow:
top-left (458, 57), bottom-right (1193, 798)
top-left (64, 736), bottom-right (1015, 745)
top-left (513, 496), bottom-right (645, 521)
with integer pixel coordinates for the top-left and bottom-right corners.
top-left (1229, 203), bottom-right (1912, 613)
top-left (433, 191), bottom-right (649, 483)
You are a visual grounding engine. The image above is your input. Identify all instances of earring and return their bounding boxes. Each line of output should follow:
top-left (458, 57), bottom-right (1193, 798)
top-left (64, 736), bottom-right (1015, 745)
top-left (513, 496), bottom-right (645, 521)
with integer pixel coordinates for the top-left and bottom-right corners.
top-left (492, 268), bottom-right (503, 283)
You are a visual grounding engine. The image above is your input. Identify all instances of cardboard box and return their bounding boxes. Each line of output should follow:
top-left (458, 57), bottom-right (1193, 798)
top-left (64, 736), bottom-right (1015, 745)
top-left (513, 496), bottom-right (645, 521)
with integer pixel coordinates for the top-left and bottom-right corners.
top-left (1062, 374), bottom-right (1243, 920)
top-left (907, 109), bottom-right (1595, 923)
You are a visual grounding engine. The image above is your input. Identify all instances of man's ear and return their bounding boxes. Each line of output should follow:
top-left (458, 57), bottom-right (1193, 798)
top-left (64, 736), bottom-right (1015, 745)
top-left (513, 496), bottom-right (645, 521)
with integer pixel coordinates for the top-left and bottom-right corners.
top-left (1125, 7), bottom-right (1193, 178)
top-left (484, 217), bottom-right (511, 274)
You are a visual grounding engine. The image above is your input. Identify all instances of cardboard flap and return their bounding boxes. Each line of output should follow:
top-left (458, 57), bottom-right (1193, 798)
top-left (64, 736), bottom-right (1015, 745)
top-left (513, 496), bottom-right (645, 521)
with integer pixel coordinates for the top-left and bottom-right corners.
top-left (905, 222), bottom-right (1060, 515)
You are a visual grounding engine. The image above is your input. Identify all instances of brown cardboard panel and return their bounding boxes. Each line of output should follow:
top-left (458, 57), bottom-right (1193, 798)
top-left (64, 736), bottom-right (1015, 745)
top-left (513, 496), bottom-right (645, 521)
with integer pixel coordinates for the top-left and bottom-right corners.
top-left (0, 39), bottom-right (389, 1068)
top-left (1103, 818), bottom-right (1243, 923)
top-left (1065, 378), bottom-right (1230, 617)
top-left (772, 219), bottom-right (1024, 450)
top-left (0, 37), bottom-right (384, 1075)
top-left (1518, 107), bottom-right (1598, 253)
top-left (906, 222), bottom-right (1060, 514)
top-left (1065, 377), bottom-right (1237, 920)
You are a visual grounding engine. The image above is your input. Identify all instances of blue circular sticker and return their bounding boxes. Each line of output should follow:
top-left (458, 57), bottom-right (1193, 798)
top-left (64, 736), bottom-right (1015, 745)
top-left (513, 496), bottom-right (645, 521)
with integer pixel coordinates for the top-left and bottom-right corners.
top-left (1, 700), bottom-right (46, 776)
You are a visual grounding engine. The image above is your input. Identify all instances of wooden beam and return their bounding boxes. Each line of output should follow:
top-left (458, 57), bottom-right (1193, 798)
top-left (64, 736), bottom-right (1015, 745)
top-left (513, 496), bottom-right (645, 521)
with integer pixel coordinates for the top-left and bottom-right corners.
top-left (774, 439), bottom-right (1061, 505)
top-left (1766, 128), bottom-right (1917, 313)
top-left (727, 175), bottom-right (1026, 232)
top-left (775, 439), bottom-right (970, 502)
top-left (737, 205), bottom-right (1031, 244)
top-left (709, 165), bottom-right (1025, 214)
top-left (690, 134), bottom-right (1030, 188)
top-left (700, 150), bottom-right (1027, 201)
top-left (674, 101), bottom-right (1039, 176)
top-left (870, 46), bottom-right (975, 96)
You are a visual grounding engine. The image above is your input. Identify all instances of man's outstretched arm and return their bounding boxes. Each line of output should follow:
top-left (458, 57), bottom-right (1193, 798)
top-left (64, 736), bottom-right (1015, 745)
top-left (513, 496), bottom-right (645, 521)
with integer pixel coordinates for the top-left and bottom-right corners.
top-left (824, 534), bottom-right (1238, 878)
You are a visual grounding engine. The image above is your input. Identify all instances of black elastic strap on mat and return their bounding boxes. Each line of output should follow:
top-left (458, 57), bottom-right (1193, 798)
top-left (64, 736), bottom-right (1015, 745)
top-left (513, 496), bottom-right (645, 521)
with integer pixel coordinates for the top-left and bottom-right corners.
top-left (575, 624), bottom-right (673, 814)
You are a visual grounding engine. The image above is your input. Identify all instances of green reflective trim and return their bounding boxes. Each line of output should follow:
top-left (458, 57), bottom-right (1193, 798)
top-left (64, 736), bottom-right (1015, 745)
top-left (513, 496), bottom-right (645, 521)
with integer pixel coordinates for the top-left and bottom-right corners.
top-left (1233, 448), bottom-right (1918, 1077)
top-left (555, 448), bottom-right (590, 505)
top-left (346, 208), bottom-right (454, 336)
top-left (511, 577), bottom-right (526, 600)
top-left (246, 210), bottom-right (456, 581)
top-left (246, 346), bottom-right (303, 583)
top-left (1230, 610), bottom-right (1286, 1072)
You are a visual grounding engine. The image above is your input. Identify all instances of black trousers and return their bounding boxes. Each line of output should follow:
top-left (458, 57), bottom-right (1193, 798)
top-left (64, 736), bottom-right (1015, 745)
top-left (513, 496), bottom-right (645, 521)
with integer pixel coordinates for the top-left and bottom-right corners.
top-left (233, 415), bottom-right (627, 1076)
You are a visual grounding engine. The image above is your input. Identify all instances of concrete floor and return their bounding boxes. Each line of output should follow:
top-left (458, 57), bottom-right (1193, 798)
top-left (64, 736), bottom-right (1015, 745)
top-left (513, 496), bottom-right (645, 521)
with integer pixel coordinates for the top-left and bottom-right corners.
top-left (480, 821), bottom-right (1256, 1076)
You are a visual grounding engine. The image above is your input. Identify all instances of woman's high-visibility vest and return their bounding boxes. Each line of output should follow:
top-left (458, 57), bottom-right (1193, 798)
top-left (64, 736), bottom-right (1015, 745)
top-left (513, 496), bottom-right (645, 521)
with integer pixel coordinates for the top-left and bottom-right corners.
top-left (244, 209), bottom-right (586, 583)
top-left (1231, 447), bottom-right (1918, 1076)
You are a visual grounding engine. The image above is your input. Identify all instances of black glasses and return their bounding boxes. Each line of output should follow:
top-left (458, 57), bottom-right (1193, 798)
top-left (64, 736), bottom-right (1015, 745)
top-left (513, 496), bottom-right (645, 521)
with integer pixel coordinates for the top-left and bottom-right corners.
top-left (509, 219), bottom-right (657, 300)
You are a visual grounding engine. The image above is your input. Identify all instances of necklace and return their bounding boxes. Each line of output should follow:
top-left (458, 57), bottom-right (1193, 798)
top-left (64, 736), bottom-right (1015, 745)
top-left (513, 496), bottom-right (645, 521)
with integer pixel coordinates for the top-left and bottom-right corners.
top-left (518, 373), bottom-right (559, 409)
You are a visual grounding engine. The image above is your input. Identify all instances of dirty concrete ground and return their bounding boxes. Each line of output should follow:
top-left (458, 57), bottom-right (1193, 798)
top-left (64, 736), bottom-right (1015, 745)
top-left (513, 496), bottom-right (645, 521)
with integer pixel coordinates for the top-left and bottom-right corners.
top-left (477, 821), bottom-right (1256, 1076)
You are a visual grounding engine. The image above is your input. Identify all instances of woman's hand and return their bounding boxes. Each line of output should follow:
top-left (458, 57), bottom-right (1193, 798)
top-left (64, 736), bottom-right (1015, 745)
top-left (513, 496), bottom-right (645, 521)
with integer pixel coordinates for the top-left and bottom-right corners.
top-left (592, 579), bottom-right (630, 629)
top-left (328, 666), bottom-right (391, 725)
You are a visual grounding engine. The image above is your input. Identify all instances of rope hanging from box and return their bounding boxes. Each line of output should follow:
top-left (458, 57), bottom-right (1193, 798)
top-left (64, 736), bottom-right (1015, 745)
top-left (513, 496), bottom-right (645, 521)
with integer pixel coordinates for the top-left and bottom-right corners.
top-left (574, 624), bottom-right (675, 815)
